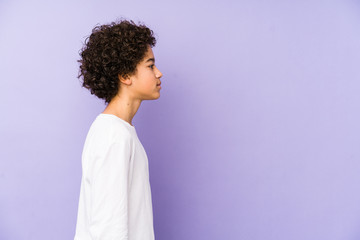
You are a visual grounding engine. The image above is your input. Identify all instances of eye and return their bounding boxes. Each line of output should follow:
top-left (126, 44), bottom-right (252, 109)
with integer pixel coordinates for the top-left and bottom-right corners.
top-left (149, 64), bottom-right (155, 69)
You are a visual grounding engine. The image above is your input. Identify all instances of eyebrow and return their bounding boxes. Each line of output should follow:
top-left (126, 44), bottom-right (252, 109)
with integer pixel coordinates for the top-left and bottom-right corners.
top-left (145, 58), bottom-right (155, 63)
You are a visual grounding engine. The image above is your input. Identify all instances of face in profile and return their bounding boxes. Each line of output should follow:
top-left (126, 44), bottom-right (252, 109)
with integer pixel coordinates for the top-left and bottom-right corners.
top-left (129, 46), bottom-right (163, 100)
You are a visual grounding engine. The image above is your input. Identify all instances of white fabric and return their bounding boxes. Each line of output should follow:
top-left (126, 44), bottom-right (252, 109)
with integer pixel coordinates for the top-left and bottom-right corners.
top-left (74, 113), bottom-right (155, 240)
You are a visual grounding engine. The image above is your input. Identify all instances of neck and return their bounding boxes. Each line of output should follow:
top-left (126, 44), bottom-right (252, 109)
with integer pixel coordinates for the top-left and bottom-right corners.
top-left (102, 89), bottom-right (142, 126)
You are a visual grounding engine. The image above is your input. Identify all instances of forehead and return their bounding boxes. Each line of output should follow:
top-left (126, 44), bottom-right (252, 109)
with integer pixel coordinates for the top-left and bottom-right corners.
top-left (142, 47), bottom-right (155, 63)
top-left (144, 47), bottom-right (154, 57)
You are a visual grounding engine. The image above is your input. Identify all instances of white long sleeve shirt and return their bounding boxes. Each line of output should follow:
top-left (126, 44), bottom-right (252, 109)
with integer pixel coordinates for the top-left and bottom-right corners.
top-left (74, 113), bottom-right (155, 240)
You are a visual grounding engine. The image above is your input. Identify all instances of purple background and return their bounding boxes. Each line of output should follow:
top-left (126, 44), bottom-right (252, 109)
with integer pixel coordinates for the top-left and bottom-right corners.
top-left (1, 0), bottom-right (360, 239)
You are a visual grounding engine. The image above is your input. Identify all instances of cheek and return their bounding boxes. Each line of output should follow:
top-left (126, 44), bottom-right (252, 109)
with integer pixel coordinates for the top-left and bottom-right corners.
top-left (145, 74), bottom-right (156, 87)
top-left (138, 79), bottom-right (154, 91)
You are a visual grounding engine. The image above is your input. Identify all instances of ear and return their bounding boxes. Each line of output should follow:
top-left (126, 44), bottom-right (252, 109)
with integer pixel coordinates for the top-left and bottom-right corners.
top-left (118, 73), bottom-right (132, 86)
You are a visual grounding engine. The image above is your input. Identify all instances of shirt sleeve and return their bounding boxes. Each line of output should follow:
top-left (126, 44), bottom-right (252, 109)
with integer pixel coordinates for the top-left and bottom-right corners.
top-left (88, 136), bottom-right (132, 240)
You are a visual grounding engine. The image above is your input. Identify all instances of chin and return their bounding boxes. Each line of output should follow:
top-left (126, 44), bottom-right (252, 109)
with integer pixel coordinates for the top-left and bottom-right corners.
top-left (144, 93), bottom-right (160, 100)
top-left (153, 91), bottom-right (161, 99)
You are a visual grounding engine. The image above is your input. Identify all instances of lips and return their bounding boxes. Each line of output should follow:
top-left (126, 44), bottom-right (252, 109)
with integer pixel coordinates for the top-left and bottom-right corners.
top-left (156, 82), bottom-right (161, 86)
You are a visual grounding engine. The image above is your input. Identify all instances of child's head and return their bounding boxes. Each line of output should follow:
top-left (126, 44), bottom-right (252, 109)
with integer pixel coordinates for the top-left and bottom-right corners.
top-left (78, 19), bottom-right (157, 104)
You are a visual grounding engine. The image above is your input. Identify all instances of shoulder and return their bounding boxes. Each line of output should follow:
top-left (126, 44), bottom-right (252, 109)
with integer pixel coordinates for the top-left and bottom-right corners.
top-left (86, 114), bottom-right (134, 147)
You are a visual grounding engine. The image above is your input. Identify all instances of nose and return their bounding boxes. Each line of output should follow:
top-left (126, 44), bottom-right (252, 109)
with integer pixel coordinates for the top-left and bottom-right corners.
top-left (156, 67), bottom-right (163, 79)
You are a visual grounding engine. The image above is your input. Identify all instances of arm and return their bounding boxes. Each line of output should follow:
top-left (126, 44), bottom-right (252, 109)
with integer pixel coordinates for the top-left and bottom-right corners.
top-left (89, 137), bottom-right (132, 240)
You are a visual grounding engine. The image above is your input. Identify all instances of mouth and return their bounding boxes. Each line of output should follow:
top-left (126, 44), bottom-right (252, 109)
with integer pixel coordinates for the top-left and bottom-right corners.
top-left (156, 82), bottom-right (161, 86)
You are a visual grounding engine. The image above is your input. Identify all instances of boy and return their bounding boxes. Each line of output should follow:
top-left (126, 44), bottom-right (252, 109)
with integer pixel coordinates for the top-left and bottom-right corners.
top-left (74, 19), bottom-right (163, 240)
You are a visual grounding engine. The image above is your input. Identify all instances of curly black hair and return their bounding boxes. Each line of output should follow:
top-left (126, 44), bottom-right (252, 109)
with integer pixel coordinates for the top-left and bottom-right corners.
top-left (77, 19), bottom-right (157, 104)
